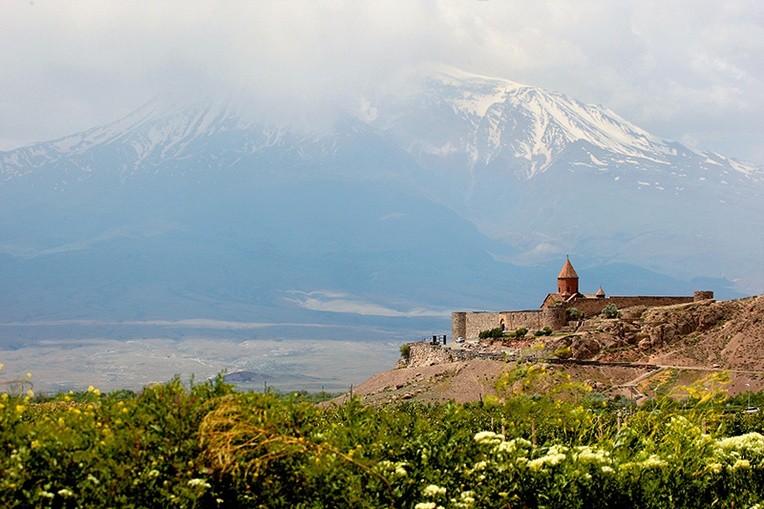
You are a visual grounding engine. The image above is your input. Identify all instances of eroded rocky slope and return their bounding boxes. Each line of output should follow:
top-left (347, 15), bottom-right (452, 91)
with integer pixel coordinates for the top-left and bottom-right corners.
top-left (335, 296), bottom-right (764, 405)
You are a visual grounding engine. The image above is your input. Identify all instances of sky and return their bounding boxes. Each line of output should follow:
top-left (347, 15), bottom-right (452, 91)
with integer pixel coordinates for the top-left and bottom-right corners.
top-left (1, 0), bottom-right (762, 164)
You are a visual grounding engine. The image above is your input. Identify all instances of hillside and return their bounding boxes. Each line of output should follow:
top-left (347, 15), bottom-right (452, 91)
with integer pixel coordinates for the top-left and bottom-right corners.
top-left (336, 295), bottom-right (764, 405)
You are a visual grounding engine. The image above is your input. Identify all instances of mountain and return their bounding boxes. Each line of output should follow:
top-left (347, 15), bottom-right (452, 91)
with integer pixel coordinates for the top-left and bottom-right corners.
top-left (0, 67), bottom-right (761, 339)
top-left (362, 67), bottom-right (764, 288)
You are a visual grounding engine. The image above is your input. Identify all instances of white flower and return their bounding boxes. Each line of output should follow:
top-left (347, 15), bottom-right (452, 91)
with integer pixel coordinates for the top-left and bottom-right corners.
top-left (474, 431), bottom-right (502, 445)
top-left (640, 455), bottom-right (667, 469)
top-left (57, 489), bottom-right (74, 498)
top-left (717, 433), bottom-right (764, 455)
top-left (415, 503), bottom-right (437, 509)
top-left (731, 459), bottom-right (751, 470)
top-left (187, 478), bottom-right (211, 489)
top-left (423, 484), bottom-right (447, 497)
top-left (527, 447), bottom-right (567, 471)
top-left (496, 437), bottom-right (532, 454)
top-left (575, 446), bottom-right (610, 465)
top-left (601, 466), bottom-right (614, 474)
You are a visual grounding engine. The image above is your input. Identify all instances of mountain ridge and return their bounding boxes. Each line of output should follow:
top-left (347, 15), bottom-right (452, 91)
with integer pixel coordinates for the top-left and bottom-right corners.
top-left (0, 67), bottom-right (760, 334)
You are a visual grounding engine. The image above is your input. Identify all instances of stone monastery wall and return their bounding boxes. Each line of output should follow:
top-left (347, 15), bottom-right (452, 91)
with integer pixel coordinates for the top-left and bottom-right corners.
top-left (569, 296), bottom-right (695, 317)
top-left (452, 292), bottom-right (713, 341)
top-left (452, 308), bottom-right (567, 340)
top-left (451, 259), bottom-right (714, 341)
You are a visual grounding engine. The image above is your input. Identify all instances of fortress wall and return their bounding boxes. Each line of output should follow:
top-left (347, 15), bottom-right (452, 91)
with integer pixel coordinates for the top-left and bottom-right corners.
top-left (404, 342), bottom-right (478, 367)
top-left (567, 296), bottom-right (695, 317)
top-left (461, 312), bottom-right (505, 339)
top-left (456, 310), bottom-right (563, 340)
top-left (451, 312), bottom-right (467, 342)
top-left (451, 291), bottom-right (713, 340)
top-left (541, 307), bottom-right (568, 329)
top-left (502, 310), bottom-right (545, 331)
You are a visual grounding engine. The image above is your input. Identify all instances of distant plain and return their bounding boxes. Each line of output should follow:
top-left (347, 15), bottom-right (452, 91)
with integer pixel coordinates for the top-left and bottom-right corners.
top-left (0, 335), bottom-right (401, 395)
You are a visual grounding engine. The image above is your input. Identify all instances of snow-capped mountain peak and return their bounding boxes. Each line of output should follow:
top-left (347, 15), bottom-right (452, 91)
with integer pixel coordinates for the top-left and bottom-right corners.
top-left (364, 66), bottom-right (760, 181)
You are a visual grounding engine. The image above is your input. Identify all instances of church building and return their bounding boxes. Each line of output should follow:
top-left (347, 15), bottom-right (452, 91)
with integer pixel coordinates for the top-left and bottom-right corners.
top-left (451, 258), bottom-right (713, 341)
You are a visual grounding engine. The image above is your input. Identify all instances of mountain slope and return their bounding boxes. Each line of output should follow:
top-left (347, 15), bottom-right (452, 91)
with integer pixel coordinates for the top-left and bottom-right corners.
top-left (338, 295), bottom-right (764, 405)
top-left (362, 68), bottom-right (763, 289)
top-left (0, 67), bottom-right (760, 335)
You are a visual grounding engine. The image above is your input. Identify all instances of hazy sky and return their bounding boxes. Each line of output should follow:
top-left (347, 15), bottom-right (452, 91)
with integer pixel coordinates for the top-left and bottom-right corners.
top-left (1, 1), bottom-right (762, 163)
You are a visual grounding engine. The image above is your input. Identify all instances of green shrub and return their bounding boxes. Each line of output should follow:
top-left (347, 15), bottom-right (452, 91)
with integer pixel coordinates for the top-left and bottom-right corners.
top-left (511, 327), bottom-right (528, 339)
top-left (479, 327), bottom-right (504, 339)
top-left (399, 343), bottom-right (411, 359)
top-left (566, 307), bottom-right (584, 321)
top-left (602, 303), bottom-right (621, 319)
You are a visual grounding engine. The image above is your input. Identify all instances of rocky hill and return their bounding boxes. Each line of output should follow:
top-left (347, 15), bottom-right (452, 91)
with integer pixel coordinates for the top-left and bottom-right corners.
top-left (335, 295), bottom-right (764, 405)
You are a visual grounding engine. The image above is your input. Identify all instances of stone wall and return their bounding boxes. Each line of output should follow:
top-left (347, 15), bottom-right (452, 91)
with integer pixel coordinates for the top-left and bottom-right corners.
top-left (403, 342), bottom-right (477, 367)
top-left (451, 292), bottom-right (713, 340)
top-left (452, 308), bottom-right (566, 340)
top-left (452, 312), bottom-right (467, 341)
top-left (565, 296), bottom-right (699, 317)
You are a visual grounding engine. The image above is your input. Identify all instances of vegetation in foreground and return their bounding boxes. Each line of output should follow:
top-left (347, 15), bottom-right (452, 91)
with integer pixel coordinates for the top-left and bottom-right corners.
top-left (2, 372), bottom-right (764, 508)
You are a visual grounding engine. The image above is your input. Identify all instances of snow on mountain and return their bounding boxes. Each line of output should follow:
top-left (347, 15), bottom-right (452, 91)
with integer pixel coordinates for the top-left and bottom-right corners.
top-left (363, 66), bottom-right (762, 184)
top-left (2, 66), bottom-right (760, 188)
top-left (0, 66), bottom-right (762, 306)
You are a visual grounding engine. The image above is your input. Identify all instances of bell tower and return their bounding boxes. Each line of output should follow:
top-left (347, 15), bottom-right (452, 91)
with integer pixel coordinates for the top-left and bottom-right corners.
top-left (557, 257), bottom-right (579, 297)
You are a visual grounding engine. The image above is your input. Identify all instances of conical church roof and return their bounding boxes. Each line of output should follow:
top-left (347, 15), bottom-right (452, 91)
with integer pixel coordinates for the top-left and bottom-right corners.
top-left (558, 258), bottom-right (579, 279)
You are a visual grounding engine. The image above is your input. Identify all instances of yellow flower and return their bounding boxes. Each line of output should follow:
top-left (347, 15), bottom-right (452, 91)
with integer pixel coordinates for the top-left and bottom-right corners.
top-left (15, 405), bottom-right (25, 414)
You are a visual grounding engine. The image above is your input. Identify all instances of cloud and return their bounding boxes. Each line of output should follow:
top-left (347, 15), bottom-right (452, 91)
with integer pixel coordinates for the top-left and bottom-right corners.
top-left (285, 291), bottom-right (449, 318)
top-left (0, 1), bottom-right (761, 162)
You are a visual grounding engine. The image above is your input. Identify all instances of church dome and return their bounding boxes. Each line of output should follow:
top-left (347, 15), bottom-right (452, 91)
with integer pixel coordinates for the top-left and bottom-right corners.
top-left (557, 257), bottom-right (579, 296)
top-left (558, 258), bottom-right (579, 279)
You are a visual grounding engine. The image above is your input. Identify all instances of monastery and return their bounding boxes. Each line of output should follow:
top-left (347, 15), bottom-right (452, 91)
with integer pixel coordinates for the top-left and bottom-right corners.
top-left (451, 258), bottom-right (713, 341)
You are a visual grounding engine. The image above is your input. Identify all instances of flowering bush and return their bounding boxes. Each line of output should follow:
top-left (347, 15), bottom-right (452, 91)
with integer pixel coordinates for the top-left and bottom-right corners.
top-left (1, 371), bottom-right (764, 507)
